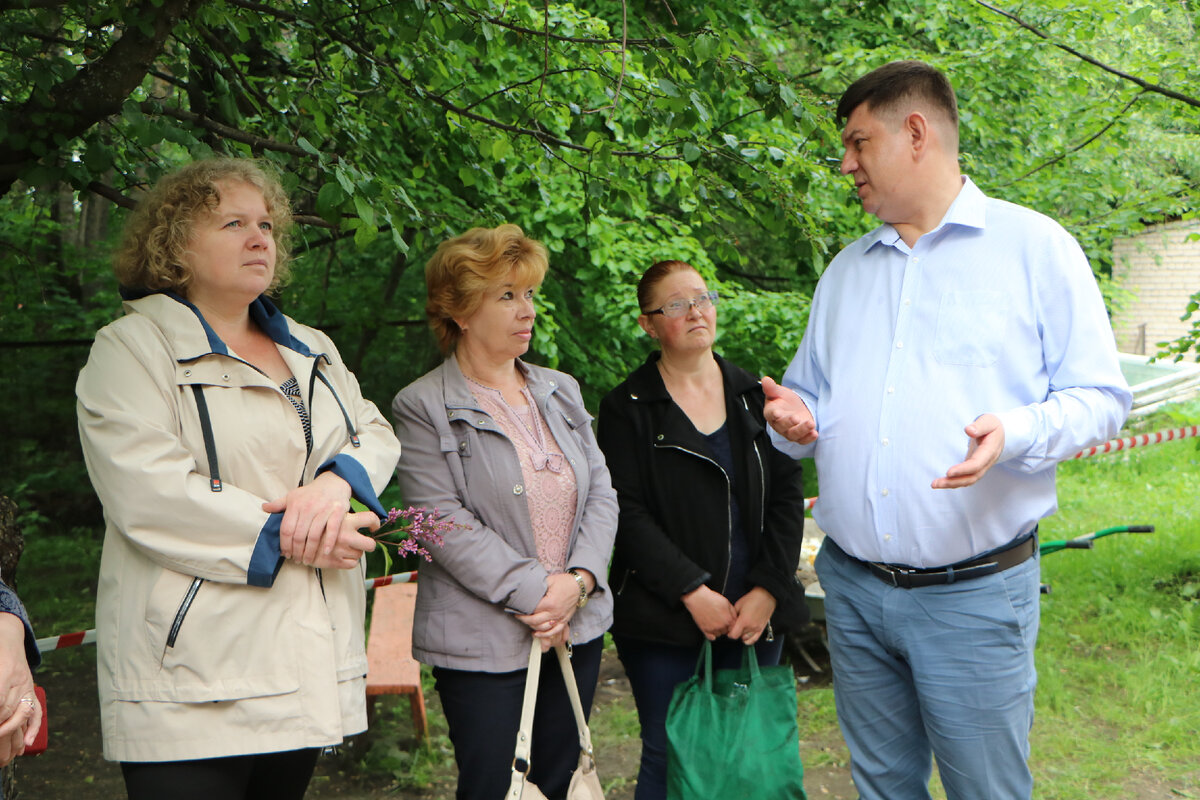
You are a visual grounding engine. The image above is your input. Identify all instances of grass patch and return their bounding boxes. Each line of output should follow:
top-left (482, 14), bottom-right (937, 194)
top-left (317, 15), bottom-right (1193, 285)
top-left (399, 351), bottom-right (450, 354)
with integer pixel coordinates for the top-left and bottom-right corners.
top-left (1031, 440), bottom-right (1200, 798)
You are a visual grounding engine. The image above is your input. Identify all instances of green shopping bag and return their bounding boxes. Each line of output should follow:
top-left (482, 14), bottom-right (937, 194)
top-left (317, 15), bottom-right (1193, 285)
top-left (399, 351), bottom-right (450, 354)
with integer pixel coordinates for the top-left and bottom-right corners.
top-left (665, 640), bottom-right (807, 800)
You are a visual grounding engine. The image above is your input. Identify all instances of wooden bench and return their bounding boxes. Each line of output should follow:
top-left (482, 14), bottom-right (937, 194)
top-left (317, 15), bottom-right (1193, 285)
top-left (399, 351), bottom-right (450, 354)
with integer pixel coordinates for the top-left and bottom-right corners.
top-left (365, 582), bottom-right (428, 741)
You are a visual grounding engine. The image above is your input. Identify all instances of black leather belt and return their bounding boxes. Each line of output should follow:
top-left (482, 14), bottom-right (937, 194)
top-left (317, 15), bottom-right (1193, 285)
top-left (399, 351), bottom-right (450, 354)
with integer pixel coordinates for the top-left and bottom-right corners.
top-left (862, 535), bottom-right (1037, 589)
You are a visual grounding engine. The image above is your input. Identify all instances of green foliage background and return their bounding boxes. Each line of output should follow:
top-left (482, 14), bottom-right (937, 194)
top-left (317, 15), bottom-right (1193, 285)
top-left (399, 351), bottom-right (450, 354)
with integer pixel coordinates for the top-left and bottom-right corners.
top-left (2, 0), bottom-right (1199, 535)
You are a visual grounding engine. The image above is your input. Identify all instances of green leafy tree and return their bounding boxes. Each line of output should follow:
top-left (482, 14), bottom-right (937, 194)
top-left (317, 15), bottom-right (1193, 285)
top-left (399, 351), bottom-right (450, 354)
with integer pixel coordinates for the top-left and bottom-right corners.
top-left (2, 0), bottom-right (1200, 533)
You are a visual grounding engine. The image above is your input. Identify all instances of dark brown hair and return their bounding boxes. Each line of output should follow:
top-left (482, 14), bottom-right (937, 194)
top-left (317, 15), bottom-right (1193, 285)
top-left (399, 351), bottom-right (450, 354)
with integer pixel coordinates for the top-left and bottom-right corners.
top-left (836, 60), bottom-right (958, 129)
top-left (637, 260), bottom-right (698, 313)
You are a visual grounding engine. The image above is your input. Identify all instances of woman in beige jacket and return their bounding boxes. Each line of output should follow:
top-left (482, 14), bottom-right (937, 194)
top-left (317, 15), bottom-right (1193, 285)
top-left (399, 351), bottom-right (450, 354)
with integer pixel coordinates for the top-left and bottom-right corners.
top-left (75, 159), bottom-right (401, 799)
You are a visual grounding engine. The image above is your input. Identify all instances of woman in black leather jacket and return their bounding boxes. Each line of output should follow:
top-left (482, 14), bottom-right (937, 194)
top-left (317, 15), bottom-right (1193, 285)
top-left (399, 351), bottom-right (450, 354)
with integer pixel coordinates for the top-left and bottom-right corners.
top-left (597, 260), bottom-right (808, 800)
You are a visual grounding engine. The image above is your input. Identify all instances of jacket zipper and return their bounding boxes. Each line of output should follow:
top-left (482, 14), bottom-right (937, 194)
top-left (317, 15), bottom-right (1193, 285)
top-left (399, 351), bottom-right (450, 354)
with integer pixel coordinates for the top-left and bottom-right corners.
top-left (743, 398), bottom-right (767, 538)
top-left (655, 443), bottom-right (734, 594)
top-left (745, 398), bottom-right (776, 642)
top-left (166, 577), bottom-right (204, 648)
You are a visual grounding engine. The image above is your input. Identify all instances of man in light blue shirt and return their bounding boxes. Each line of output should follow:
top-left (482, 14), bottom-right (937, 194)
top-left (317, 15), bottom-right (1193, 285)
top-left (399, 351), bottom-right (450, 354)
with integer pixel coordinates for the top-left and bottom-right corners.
top-left (765, 61), bottom-right (1131, 800)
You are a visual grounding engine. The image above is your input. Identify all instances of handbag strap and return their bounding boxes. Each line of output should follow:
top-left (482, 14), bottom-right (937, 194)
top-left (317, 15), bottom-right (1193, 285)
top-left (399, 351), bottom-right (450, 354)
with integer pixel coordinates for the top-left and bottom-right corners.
top-left (741, 642), bottom-right (762, 679)
top-left (513, 638), bottom-right (543, 769)
top-left (554, 643), bottom-right (596, 758)
top-left (511, 639), bottom-right (598, 772)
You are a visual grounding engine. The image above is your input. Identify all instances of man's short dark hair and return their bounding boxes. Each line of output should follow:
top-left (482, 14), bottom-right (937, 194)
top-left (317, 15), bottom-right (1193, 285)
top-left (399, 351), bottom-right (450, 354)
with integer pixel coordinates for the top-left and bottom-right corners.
top-left (836, 60), bottom-right (958, 128)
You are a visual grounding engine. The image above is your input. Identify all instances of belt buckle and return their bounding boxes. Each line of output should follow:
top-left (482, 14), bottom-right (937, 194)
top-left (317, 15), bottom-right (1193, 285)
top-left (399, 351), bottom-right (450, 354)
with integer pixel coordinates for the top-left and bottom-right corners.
top-left (889, 566), bottom-right (912, 588)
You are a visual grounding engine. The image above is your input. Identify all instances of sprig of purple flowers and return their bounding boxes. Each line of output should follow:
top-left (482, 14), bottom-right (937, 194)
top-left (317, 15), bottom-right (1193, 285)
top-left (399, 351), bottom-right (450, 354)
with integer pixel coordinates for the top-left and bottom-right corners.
top-left (373, 505), bottom-right (453, 565)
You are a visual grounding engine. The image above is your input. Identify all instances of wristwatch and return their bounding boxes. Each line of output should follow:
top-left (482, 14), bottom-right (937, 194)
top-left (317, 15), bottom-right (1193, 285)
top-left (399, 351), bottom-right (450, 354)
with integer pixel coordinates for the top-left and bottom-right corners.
top-left (568, 569), bottom-right (588, 609)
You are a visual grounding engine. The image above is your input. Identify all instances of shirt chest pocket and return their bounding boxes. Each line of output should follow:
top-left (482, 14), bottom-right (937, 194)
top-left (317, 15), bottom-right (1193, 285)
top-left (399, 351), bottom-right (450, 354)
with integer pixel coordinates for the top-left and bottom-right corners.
top-left (933, 290), bottom-right (1009, 367)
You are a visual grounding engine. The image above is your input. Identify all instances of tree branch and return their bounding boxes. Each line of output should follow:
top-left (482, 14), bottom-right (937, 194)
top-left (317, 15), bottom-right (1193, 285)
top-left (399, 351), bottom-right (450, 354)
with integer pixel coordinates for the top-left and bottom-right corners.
top-left (0, 0), bottom-right (63, 10)
top-left (469, 7), bottom-right (683, 47)
top-left (586, 0), bottom-right (628, 115)
top-left (0, 0), bottom-right (204, 196)
top-left (147, 103), bottom-right (311, 156)
top-left (975, 0), bottom-right (1200, 108)
top-left (999, 91), bottom-right (1146, 187)
top-left (86, 181), bottom-right (136, 210)
top-left (323, 25), bottom-right (676, 160)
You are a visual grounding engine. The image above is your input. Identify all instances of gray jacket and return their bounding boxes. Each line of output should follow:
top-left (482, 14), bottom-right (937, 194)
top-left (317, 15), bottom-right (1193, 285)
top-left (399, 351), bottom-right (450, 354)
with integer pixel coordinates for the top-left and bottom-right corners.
top-left (391, 356), bottom-right (617, 672)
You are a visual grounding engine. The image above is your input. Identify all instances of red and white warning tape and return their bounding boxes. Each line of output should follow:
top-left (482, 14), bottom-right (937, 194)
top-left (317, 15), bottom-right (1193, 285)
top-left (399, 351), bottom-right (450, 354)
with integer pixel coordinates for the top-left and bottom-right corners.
top-left (1071, 425), bottom-right (1199, 459)
top-left (364, 570), bottom-right (418, 590)
top-left (34, 628), bottom-right (97, 652)
top-left (35, 570), bottom-right (418, 654)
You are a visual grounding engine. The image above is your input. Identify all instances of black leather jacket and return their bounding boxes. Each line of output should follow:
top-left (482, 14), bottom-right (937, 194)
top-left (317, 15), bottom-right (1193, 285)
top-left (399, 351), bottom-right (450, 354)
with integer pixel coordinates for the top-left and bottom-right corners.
top-left (597, 352), bottom-right (808, 646)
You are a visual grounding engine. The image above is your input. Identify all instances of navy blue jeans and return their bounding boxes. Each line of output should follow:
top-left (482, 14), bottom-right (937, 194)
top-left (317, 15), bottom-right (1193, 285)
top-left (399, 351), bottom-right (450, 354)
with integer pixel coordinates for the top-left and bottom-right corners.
top-left (613, 634), bottom-right (785, 800)
top-left (433, 637), bottom-right (603, 800)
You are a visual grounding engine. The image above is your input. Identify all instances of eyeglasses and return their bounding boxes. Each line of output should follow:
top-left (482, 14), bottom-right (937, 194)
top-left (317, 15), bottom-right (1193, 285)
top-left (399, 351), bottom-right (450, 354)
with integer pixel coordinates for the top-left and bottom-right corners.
top-left (643, 291), bottom-right (719, 318)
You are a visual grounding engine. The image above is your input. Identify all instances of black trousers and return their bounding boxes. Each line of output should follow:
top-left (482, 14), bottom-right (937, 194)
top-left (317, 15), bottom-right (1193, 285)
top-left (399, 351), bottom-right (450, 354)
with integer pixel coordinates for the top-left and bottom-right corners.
top-left (433, 636), bottom-right (604, 800)
top-left (120, 747), bottom-right (320, 800)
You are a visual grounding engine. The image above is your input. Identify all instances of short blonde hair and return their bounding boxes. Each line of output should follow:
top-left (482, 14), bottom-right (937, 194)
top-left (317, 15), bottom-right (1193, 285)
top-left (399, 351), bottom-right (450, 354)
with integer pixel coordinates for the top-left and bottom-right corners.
top-left (425, 224), bottom-right (548, 354)
top-left (113, 158), bottom-right (293, 295)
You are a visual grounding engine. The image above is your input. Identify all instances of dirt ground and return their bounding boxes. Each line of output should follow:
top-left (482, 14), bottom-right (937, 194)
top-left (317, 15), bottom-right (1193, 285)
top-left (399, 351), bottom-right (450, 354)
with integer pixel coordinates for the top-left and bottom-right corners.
top-left (14, 642), bottom-right (857, 800)
top-left (15, 642), bottom-right (1200, 800)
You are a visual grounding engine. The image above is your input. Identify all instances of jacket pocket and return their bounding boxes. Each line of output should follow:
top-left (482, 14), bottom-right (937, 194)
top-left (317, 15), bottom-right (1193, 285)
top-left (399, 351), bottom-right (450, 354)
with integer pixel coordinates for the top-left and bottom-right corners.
top-left (439, 433), bottom-right (472, 508)
top-left (113, 568), bottom-right (300, 704)
top-left (166, 577), bottom-right (203, 649)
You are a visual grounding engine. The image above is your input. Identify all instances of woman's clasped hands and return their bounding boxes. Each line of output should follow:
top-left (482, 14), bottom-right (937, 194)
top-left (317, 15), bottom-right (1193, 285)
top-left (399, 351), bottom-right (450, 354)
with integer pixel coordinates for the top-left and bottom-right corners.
top-left (683, 585), bottom-right (776, 646)
top-left (516, 570), bottom-right (595, 651)
top-left (263, 471), bottom-right (380, 570)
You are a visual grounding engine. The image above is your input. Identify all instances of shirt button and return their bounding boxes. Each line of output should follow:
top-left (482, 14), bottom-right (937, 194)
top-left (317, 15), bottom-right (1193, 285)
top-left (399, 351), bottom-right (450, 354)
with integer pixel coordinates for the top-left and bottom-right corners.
top-left (912, 257), bottom-right (919, 264)
top-left (478, 419), bottom-right (487, 425)
top-left (881, 438), bottom-right (889, 446)
top-left (513, 484), bottom-right (524, 495)
top-left (549, 381), bottom-right (557, 387)
top-left (183, 369), bottom-right (192, 377)
top-left (884, 534), bottom-right (892, 542)
top-left (656, 434), bottom-right (664, 441)
top-left (887, 386), bottom-right (895, 394)
top-left (881, 488), bottom-right (890, 497)
top-left (896, 341), bottom-right (904, 349)
top-left (458, 442), bottom-right (466, 452)
top-left (903, 298), bottom-right (911, 306)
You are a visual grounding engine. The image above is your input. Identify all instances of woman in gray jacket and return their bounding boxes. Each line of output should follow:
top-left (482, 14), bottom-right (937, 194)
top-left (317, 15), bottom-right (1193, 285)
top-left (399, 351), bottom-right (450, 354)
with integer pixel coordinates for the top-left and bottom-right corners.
top-left (392, 224), bottom-right (617, 800)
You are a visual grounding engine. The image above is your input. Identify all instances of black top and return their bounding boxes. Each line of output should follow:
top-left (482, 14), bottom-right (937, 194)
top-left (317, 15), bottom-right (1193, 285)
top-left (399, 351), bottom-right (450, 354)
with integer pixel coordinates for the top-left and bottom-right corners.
top-left (597, 352), bottom-right (809, 646)
top-left (702, 423), bottom-right (750, 603)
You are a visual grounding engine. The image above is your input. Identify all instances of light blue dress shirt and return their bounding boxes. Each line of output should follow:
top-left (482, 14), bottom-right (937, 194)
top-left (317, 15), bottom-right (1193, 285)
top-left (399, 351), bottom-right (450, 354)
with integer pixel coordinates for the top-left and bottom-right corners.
top-left (775, 177), bottom-right (1132, 567)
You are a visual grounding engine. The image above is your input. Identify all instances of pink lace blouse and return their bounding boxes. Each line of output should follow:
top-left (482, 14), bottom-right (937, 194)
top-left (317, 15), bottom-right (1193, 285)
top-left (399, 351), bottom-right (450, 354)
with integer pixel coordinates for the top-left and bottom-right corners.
top-left (469, 383), bottom-right (578, 573)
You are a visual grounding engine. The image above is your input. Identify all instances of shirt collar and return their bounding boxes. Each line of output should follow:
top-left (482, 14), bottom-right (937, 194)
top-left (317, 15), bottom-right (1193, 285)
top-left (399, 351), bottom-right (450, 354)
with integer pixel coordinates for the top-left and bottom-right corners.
top-left (864, 175), bottom-right (987, 252)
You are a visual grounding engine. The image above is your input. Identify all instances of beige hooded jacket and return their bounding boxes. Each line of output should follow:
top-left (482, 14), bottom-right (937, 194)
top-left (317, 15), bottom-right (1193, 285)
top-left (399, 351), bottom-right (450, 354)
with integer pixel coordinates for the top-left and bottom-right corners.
top-left (76, 292), bottom-right (401, 762)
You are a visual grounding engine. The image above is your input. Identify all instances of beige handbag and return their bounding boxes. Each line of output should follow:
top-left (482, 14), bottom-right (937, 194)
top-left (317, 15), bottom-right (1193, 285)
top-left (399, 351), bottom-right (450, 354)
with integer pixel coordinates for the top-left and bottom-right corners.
top-left (506, 638), bottom-right (604, 800)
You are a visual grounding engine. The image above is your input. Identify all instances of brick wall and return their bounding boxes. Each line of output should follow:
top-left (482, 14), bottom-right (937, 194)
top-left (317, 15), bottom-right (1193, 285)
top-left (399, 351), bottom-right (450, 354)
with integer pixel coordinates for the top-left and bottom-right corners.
top-left (1111, 219), bottom-right (1200, 354)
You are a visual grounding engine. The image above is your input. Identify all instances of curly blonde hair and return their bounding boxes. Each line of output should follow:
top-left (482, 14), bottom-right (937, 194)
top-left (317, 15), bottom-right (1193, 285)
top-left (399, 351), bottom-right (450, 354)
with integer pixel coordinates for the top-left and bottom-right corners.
top-left (113, 158), bottom-right (293, 294)
top-left (425, 224), bottom-right (548, 354)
